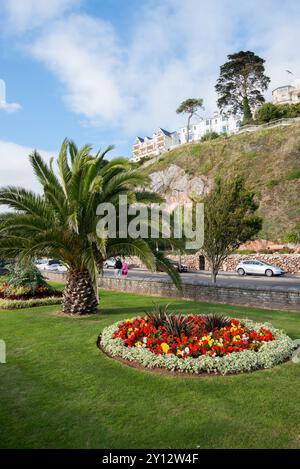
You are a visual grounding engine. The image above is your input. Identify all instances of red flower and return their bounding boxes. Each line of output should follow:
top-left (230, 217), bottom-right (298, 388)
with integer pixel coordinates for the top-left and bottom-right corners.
top-left (113, 315), bottom-right (275, 359)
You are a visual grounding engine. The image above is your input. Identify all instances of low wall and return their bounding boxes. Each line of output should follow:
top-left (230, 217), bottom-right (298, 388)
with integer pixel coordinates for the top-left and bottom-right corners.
top-left (237, 117), bottom-right (300, 134)
top-left (127, 254), bottom-right (300, 274)
top-left (45, 272), bottom-right (300, 312)
top-left (222, 254), bottom-right (300, 274)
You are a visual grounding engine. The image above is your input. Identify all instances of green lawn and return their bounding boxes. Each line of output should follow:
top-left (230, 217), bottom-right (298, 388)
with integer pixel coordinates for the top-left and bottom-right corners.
top-left (0, 289), bottom-right (300, 449)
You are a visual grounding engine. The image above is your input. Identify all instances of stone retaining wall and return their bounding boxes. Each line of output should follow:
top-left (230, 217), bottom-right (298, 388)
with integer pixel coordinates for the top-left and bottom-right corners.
top-left (222, 254), bottom-right (300, 274)
top-left (126, 254), bottom-right (300, 274)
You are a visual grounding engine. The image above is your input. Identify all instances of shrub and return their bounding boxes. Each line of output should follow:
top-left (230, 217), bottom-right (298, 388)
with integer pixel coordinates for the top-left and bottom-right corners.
top-left (201, 131), bottom-right (219, 142)
top-left (287, 168), bottom-right (300, 180)
top-left (234, 249), bottom-right (256, 254)
top-left (255, 102), bottom-right (282, 123)
top-left (146, 303), bottom-right (170, 328)
top-left (197, 314), bottom-right (231, 333)
top-left (283, 231), bottom-right (299, 244)
top-left (266, 179), bottom-right (279, 188)
top-left (7, 262), bottom-right (50, 294)
top-left (280, 102), bottom-right (300, 118)
top-left (146, 304), bottom-right (193, 339)
top-left (163, 314), bottom-right (193, 339)
top-left (255, 102), bottom-right (300, 124)
top-left (0, 296), bottom-right (61, 310)
top-left (0, 261), bottom-right (60, 300)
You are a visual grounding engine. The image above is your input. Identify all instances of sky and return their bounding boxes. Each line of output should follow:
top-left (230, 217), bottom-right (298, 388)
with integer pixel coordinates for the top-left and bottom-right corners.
top-left (0, 0), bottom-right (300, 191)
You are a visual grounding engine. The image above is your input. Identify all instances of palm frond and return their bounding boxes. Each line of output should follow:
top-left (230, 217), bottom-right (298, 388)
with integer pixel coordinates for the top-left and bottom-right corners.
top-left (57, 138), bottom-right (72, 197)
top-left (107, 238), bottom-right (156, 272)
top-left (153, 250), bottom-right (182, 290)
top-left (0, 187), bottom-right (50, 217)
top-left (29, 150), bottom-right (62, 193)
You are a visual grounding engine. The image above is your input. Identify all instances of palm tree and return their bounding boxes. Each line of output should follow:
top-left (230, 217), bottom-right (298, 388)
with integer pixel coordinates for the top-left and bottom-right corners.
top-left (0, 139), bottom-right (180, 315)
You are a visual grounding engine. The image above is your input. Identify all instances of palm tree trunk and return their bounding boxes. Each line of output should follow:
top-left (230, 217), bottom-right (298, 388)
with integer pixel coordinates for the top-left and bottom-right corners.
top-left (62, 268), bottom-right (98, 315)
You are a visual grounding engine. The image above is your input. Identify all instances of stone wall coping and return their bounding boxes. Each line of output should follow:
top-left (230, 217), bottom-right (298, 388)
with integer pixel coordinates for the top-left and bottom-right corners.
top-left (45, 271), bottom-right (300, 294)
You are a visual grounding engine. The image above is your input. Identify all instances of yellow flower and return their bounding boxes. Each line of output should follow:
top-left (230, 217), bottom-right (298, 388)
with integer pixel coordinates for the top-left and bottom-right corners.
top-left (161, 342), bottom-right (170, 354)
top-left (177, 349), bottom-right (184, 356)
top-left (128, 327), bottom-right (133, 331)
top-left (135, 341), bottom-right (142, 347)
top-left (233, 335), bottom-right (240, 342)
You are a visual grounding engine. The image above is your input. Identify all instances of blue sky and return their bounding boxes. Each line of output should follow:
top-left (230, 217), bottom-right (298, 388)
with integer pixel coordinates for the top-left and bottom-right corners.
top-left (0, 0), bottom-right (300, 190)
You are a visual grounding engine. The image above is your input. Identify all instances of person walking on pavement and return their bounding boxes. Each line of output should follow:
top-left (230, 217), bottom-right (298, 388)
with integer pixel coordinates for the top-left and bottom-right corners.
top-left (122, 260), bottom-right (128, 278)
top-left (114, 257), bottom-right (123, 278)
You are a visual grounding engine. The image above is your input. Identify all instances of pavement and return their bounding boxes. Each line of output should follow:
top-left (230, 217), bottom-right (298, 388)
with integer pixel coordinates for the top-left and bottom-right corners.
top-left (103, 268), bottom-right (300, 291)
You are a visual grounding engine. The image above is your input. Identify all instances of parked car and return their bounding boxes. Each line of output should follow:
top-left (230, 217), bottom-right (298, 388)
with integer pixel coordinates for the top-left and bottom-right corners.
top-left (38, 259), bottom-right (68, 273)
top-left (104, 257), bottom-right (116, 269)
top-left (156, 259), bottom-right (188, 273)
top-left (236, 260), bottom-right (285, 277)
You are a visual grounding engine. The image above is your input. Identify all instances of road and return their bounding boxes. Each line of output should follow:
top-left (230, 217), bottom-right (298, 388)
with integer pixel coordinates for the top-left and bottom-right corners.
top-left (103, 268), bottom-right (300, 291)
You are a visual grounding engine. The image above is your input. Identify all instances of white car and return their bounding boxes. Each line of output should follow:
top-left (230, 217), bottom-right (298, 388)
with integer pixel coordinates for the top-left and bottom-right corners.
top-left (236, 260), bottom-right (285, 277)
top-left (104, 257), bottom-right (116, 268)
top-left (47, 264), bottom-right (68, 273)
top-left (38, 260), bottom-right (68, 273)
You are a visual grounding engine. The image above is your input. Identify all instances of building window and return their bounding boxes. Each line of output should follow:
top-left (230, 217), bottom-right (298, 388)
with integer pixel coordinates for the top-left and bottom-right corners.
top-left (206, 119), bottom-right (210, 126)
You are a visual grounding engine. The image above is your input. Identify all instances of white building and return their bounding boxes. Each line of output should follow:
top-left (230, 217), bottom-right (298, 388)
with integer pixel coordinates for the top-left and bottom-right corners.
top-left (131, 128), bottom-right (179, 162)
top-left (272, 80), bottom-right (300, 105)
top-left (130, 113), bottom-right (241, 162)
top-left (177, 112), bottom-right (241, 144)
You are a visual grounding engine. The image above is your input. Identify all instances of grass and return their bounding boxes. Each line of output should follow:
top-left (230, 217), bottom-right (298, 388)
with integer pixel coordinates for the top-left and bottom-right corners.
top-left (287, 168), bottom-right (300, 180)
top-left (0, 288), bottom-right (300, 449)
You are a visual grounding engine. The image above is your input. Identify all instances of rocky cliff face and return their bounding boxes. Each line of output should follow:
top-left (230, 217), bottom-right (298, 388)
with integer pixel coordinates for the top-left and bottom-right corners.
top-left (143, 123), bottom-right (300, 241)
top-left (149, 164), bottom-right (210, 203)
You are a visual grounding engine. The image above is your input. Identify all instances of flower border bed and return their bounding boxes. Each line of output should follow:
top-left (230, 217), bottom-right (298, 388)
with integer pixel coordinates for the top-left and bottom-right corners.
top-left (99, 317), bottom-right (295, 375)
top-left (0, 296), bottom-right (62, 310)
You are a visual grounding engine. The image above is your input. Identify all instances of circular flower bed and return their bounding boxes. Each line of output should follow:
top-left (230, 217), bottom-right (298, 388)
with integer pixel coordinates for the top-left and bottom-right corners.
top-left (99, 314), bottom-right (294, 375)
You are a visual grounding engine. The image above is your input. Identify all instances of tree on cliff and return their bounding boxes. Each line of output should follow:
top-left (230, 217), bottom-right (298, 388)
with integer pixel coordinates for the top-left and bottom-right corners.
top-left (215, 51), bottom-right (270, 124)
top-left (176, 98), bottom-right (204, 142)
top-left (201, 176), bottom-right (262, 284)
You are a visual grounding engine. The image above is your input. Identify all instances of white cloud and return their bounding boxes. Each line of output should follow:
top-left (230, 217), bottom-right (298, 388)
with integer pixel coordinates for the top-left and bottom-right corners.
top-left (25, 0), bottom-right (239, 133)
top-left (0, 79), bottom-right (21, 113)
top-left (29, 14), bottom-right (126, 122)
top-left (248, 2), bottom-right (300, 97)
top-left (0, 0), bottom-right (81, 33)
top-left (2, 0), bottom-right (300, 138)
top-left (22, 0), bottom-right (300, 137)
top-left (0, 140), bottom-right (55, 192)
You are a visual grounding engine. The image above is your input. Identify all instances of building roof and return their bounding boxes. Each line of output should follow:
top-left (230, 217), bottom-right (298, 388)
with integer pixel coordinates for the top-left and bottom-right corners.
top-left (136, 136), bottom-right (144, 142)
top-left (159, 128), bottom-right (172, 137)
top-left (272, 85), bottom-right (295, 92)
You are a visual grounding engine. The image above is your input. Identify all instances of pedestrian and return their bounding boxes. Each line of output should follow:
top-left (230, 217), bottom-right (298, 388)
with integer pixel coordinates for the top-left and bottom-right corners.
top-left (122, 260), bottom-right (128, 277)
top-left (114, 256), bottom-right (123, 278)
